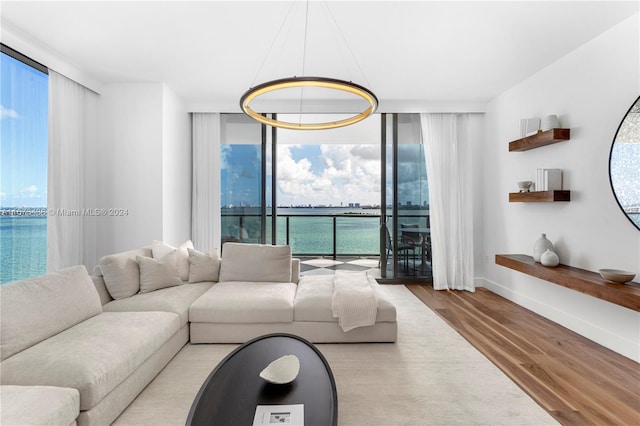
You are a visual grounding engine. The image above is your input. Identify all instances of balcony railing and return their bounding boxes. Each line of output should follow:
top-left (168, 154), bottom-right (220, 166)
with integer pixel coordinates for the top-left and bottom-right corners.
top-left (221, 212), bottom-right (429, 259)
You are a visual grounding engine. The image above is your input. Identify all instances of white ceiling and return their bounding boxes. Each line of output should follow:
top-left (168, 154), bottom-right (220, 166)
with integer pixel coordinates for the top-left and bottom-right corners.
top-left (1, 1), bottom-right (638, 112)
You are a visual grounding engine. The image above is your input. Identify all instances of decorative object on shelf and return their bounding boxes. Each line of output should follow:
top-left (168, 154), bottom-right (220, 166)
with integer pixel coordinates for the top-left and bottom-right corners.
top-left (536, 168), bottom-right (563, 191)
top-left (533, 233), bottom-right (554, 262)
top-left (599, 269), bottom-right (636, 284)
top-left (259, 354), bottom-right (300, 384)
top-left (540, 249), bottom-right (560, 267)
top-left (608, 95), bottom-right (640, 231)
top-left (517, 181), bottom-right (533, 192)
top-left (520, 117), bottom-right (541, 137)
top-left (541, 114), bottom-right (560, 131)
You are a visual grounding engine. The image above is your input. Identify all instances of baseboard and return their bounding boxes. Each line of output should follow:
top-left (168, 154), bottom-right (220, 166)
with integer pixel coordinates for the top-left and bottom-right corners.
top-left (477, 277), bottom-right (639, 363)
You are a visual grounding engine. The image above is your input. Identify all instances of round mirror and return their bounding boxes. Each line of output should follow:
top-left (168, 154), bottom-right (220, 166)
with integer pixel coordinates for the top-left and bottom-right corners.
top-left (609, 95), bottom-right (640, 230)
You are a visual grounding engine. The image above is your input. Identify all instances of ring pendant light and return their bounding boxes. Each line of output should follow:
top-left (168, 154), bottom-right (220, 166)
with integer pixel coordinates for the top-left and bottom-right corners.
top-left (240, 76), bottom-right (378, 130)
top-left (239, 1), bottom-right (378, 130)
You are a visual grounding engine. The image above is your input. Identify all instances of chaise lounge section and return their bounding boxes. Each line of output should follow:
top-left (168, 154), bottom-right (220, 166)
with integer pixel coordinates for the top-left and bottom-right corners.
top-left (189, 242), bottom-right (397, 343)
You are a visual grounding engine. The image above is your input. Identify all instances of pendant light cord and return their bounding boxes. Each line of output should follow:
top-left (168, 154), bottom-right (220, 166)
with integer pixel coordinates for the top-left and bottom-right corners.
top-left (250, 1), bottom-right (297, 88)
top-left (299, 0), bottom-right (310, 118)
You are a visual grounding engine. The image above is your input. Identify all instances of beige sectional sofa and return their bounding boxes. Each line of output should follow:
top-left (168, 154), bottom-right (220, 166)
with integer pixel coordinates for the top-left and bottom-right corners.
top-left (0, 241), bottom-right (396, 426)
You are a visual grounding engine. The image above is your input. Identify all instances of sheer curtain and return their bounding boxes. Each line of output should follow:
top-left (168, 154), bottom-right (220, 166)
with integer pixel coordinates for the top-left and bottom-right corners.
top-left (420, 113), bottom-right (474, 291)
top-left (47, 70), bottom-right (98, 271)
top-left (191, 113), bottom-right (221, 252)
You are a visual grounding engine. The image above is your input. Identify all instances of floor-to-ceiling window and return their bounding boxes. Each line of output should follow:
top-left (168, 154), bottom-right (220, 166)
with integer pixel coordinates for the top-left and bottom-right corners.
top-left (220, 114), bottom-right (264, 245)
top-left (0, 45), bottom-right (48, 284)
top-left (219, 112), bottom-right (431, 281)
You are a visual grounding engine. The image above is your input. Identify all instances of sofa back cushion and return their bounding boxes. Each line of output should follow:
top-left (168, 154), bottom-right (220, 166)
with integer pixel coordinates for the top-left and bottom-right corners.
top-left (0, 265), bottom-right (102, 361)
top-left (99, 247), bottom-right (152, 299)
top-left (218, 243), bottom-right (292, 283)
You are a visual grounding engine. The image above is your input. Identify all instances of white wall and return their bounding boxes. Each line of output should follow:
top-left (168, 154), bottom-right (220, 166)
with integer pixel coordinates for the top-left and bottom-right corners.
top-left (162, 85), bottom-right (192, 246)
top-left (94, 83), bottom-right (191, 264)
top-left (96, 83), bottom-right (164, 260)
top-left (481, 14), bottom-right (640, 361)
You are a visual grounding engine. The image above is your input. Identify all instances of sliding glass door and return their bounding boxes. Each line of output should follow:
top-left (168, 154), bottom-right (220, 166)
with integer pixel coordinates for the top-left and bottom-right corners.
top-left (220, 112), bottom-right (432, 282)
top-left (380, 113), bottom-right (431, 282)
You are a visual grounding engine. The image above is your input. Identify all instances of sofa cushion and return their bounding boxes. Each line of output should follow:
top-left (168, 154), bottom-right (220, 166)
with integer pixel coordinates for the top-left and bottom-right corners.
top-left (99, 248), bottom-right (152, 299)
top-left (152, 240), bottom-right (193, 281)
top-left (0, 265), bottom-right (102, 361)
top-left (0, 311), bottom-right (180, 411)
top-left (190, 281), bottom-right (296, 323)
top-left (0, 385), bottom-right (79, 426)
top-left (137, 250), bottom-right (182, 293)
top-left (294, 274), bottom-right (396, 323)
top-left (219, 243), bottom-right (291, 283)
top-left (103, 282), bottom-right (213, 326)
top-left (188, 248), bottom-right (220, 283)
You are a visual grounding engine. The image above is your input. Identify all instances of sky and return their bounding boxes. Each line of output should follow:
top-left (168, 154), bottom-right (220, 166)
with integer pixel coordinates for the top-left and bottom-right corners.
top-left (221, 139), bottom-right (429, 208)
top-left (0, 52), bottom-right (48, 208)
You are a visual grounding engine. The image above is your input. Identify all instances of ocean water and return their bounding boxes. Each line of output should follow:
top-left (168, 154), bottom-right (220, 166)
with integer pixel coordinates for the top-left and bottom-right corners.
top-left (0, 216), bottom-right (47, 284)
top-left (222, 207), bottom-right (429, 255)
top-left (0, 207), bottom-right (425, 284)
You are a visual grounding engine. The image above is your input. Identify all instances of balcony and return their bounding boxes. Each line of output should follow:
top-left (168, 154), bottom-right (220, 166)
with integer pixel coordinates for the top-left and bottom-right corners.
top-left (221, 209), bottom-right (431, 278)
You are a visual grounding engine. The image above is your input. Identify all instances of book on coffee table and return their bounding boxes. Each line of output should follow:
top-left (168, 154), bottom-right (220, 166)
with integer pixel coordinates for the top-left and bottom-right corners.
top-left (253, 404), bottom-right (304, 425)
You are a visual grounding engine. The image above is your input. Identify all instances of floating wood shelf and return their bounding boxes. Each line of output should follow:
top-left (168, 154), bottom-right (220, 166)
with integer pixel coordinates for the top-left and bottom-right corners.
top-left (508, 128), bottom-right (571, 152)
top-left (495, 254), bottom-right (640, 312)
top-left (509, 190), bottom-right (570, 202)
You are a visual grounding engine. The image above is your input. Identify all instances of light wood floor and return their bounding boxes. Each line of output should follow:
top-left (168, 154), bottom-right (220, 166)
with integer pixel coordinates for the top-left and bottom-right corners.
top-left (406, 285), bottom-right (640, 426)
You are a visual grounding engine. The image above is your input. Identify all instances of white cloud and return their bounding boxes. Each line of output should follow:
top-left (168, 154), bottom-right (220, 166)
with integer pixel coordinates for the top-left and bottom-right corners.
top-left (277, 144), bottom-right (381, 206)
top-left (0, 105), bottom-right (20, 119)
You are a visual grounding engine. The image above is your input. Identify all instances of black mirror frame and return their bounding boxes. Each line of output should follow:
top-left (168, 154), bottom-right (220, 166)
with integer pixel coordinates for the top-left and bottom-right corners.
top-left (608, 94), bottom-right (640, 231)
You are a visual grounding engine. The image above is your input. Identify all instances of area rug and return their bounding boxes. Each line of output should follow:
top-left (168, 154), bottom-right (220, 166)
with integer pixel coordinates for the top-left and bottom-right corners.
top-left (113, 285), bottom-right (558, 425)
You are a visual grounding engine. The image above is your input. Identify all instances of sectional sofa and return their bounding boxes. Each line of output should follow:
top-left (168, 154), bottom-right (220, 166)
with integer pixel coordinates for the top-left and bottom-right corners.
top-left (0, 242), bottom-right (396, 426)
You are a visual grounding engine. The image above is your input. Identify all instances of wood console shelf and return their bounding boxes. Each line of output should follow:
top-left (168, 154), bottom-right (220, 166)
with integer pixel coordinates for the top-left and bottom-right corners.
top-left (495, 254), bottom-right (640, 311)
top-left (508, 128), bottom-right (570, 152)
top-left (509, 190), bottom-right (570, 202)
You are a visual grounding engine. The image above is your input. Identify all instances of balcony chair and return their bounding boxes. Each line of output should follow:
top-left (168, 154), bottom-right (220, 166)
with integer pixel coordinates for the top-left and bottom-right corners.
top-left (384, 225), bottom-right (415, 274)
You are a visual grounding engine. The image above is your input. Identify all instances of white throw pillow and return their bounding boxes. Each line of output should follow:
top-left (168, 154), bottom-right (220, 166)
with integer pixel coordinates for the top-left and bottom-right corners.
top-left (188, 248), bottom-right (220, 283)
top-left (219, 243), bottom-right (291, 283)
top-left (99, 248), bottom-right (152, 299)
top-left (137, 250), bottom-right (182, 293)
top-left (152, 240), bottom-right (193, 281)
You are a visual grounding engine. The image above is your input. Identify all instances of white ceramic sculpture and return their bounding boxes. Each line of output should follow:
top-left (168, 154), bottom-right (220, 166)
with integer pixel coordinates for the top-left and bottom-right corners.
top-left (259, 354), bottom-right (300, 384)
top-left (541, 115), bottom-right (560, 131)
top-left (533, 233), bottom-right (554, 263)
top-left (540, 249), bottom-right (560, 267)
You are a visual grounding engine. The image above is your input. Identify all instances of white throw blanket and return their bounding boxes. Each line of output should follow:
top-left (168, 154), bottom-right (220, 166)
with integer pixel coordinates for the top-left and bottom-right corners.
top-left (331, 271), bottom-right (379, 332)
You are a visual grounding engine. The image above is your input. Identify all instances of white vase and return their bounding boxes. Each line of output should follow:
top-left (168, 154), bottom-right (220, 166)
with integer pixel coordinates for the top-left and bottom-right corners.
top-left (540, 249), bottom-right (560, 267)
top-left (533, 233), bottom-right (554, 262)
top-left (541, 115), bottom-right (560, 131)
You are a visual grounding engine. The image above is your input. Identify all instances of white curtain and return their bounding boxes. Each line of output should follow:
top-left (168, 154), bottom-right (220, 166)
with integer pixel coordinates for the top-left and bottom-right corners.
top-left (191, 113), bottom-right (221, 253)
top-left (47, 70), bottom-right (98, 271)
top-left (420, 113), bottom-right (474, 291)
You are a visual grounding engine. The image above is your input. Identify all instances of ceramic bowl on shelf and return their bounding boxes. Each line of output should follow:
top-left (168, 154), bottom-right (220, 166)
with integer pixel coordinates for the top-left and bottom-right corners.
top-left (517, 181), bottom-right (533, 192)
top-left (598, 269), bottom-right (636, 283)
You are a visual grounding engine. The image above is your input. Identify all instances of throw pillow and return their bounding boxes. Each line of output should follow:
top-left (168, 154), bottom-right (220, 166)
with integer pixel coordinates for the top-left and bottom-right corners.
top-left (219, 243), bottom-right (291, 283)
top-left (152, 240), bottom-right (193, 281)
top-left (99, 248), bottom-right (152, 299)
top-left (137, 250), bottom-right (183, 293)
top-left (188, 248), bottom-right (220, 283)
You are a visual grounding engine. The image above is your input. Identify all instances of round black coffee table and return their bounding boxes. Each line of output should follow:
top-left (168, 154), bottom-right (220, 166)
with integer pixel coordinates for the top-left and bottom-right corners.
top-left (186, 333), bottom-right (338, 426)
